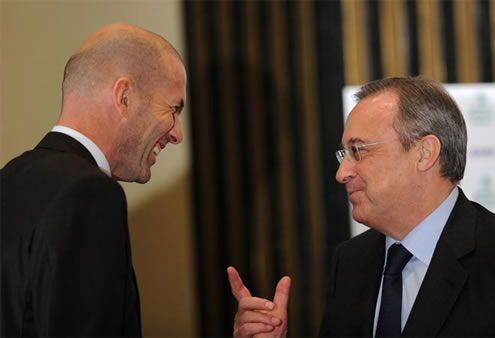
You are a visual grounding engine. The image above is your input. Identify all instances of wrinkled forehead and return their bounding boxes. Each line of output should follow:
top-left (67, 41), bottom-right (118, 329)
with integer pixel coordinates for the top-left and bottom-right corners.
top-left (342, 90), bottom-right (399, 145)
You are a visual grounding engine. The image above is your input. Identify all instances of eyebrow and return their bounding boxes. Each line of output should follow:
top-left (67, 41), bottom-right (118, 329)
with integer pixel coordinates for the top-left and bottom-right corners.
top-left (341, 137), bottom-right (367, 148)
top-left (174, 100), bottom-right (185, 114)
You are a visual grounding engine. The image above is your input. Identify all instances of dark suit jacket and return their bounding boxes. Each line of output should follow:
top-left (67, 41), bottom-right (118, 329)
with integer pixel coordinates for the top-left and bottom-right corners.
top-left (319, 189), bottom-right (495, 337)
top-left (1, 132), bottom-right (141, 337)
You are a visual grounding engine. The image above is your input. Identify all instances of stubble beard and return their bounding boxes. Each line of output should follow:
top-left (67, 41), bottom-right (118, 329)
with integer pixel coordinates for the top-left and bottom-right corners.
top-left (114, 127), bottom-right (151, 184)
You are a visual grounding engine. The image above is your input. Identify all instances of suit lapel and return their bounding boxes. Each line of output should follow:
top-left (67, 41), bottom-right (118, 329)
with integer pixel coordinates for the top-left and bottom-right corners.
top-left (363, 233), bottom-right (385, 335)
top-left (402, 190), bottom-right (475, 336)
top-left (35, 132), bottom-right (98, 167)
top-left (342, 230), bottom-right (385, 335)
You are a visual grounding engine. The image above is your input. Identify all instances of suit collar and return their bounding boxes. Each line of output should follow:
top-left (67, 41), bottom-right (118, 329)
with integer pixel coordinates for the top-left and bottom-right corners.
top-left (347, 229), bottom-right (386, 335)
top-left (402, 189), bottom-right (475, 336)
top-left (436, 188), bottom-right (476, 259)
top-left (36, 132), bottom-right (98, 167)
top-left (364, 232), bottom-right (386, 335)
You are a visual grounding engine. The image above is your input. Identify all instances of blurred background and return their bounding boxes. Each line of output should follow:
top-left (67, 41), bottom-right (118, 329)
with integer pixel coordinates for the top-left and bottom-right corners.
top-left (1, 0), bottom-right (494, 336)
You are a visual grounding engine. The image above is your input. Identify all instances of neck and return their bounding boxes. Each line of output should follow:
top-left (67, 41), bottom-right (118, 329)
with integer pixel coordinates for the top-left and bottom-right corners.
top-left (57, 109), bottom-right (116, 167)
top-left (384, 179), bottom-right (455, 240)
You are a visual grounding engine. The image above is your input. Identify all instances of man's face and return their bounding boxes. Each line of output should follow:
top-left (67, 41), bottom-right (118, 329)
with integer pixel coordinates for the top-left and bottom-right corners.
top-left (336, 90), bottom-right (420, 234)
top-left (115, 60), bottom-right (186, 183)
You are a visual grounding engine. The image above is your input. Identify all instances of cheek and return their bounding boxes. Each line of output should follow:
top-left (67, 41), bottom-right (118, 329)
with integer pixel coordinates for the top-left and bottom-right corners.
top-left (357, 160), bottom-right (398, 199)
top-left (356, 159), bottom-right (380, 187)
top-left (373, 161), bottom-right (414, 199)
top-left (147, 116), bottom-right (171, 136)
top-left (156, 115), bottom-right (174, 131)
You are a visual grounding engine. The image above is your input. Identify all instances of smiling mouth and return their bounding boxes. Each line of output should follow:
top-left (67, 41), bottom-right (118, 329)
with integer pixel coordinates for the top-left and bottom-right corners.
top-left (346, 187), bottom-right (361, 203)
top-left (153, 145), bottom-right (161, 157)
top-left (152, 140), bottom-right (166, 159)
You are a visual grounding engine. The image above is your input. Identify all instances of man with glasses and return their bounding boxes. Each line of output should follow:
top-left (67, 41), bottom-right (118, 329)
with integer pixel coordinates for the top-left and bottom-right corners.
top-left (229, 77), bottom-right (495, 337)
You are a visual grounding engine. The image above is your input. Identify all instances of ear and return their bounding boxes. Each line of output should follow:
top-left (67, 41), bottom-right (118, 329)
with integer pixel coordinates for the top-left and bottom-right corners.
top-left (417, 134), bottom-right (441, 172)
top-left (112, 77), bottom-right (134, 117)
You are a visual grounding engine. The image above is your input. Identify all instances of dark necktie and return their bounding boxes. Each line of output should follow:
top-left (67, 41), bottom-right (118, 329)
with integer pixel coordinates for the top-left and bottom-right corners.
top-left (375, 243), bottom-right (413, 337)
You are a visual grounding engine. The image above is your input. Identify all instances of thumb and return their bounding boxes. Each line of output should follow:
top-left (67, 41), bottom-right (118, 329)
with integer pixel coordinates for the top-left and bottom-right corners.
top-left (227, 266), bottom-right (252, 301)
top-left (272, 276), bottom-right (291, 310)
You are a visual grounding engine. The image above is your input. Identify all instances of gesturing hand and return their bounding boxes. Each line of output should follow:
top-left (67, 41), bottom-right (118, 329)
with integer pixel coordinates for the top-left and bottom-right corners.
top-left (227, 266), bottom-right (291, 338)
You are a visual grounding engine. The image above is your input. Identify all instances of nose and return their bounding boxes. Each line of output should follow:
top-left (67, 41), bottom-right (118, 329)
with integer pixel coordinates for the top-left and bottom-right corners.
top-left (336, 155), bottom-right (355, 184)
top-left (168, 117), bottom-right (183, 144)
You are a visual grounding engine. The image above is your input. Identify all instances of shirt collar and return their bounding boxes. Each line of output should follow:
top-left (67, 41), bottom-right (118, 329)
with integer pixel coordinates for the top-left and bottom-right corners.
top-left (385, 186), bottom-right (459, 266)
top-left (51, 126), bottom-right (111, 177)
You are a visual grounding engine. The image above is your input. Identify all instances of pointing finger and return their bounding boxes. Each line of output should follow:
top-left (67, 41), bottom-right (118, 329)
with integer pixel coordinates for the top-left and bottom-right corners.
top-left (227, 266), bottom-right (252, 301)
top-left (273, 276), bottom-right (291, 310)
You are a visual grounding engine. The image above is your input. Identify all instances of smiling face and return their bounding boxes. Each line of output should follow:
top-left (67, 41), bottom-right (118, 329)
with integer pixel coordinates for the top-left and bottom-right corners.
top-left (336, 90), bottom-right (421, 235)
top-left (113, 57), bottom-right (186, 183)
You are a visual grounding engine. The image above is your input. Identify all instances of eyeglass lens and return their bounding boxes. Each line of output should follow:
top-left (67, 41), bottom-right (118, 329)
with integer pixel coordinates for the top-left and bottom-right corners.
top-left (336, 145), bottom-right (360, 163)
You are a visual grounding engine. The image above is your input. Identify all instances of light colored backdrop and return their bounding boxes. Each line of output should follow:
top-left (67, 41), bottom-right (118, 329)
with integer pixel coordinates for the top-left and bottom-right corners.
top-left (0, 0), bottom-right (197, 336)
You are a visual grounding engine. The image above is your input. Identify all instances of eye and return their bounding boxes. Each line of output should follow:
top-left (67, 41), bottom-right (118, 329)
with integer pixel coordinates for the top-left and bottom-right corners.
top-left (358, 146), bottom-right (370, 153)
top-left (350, 145), bottom-right (360, 156)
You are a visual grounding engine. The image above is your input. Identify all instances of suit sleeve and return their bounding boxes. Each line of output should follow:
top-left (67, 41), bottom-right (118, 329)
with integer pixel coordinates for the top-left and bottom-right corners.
top-left (32, 175), bottom-right (131, 337)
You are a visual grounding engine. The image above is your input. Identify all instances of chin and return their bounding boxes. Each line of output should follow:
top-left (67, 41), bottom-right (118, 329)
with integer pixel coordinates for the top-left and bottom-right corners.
top-left (137, 168), bottom-right (152, 184)
top-left (136, 175), bottom-right (151, 184)
top-left (351, 208), bottom-right (368, 226)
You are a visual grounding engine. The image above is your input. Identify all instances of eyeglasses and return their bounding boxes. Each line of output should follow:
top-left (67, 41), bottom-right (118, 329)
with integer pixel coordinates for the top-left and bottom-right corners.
top-left (336, 139), bottom-right (398, 163)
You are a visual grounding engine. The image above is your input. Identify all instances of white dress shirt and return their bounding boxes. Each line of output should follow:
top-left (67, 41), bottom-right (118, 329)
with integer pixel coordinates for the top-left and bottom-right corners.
top-left (51, 126), bottom-right (111, 177)
top-left (373, 187), bottom-right (459, 336)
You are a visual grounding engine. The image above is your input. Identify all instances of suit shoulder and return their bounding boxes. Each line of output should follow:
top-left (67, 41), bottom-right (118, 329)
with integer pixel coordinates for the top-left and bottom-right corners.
top-left (40, 175), bottom-right (128, 247)
top-left (337, 228), bottom-right (382, 250)
top-left (470, 201), bottom-right (495, 252)
top-left (50, 174), bottom-right (126, 213)
top-left (64, 174), bottom-right (124, 195)
top-left (1, 150), bottom-right (124, 226)
top-left (472, 201), bottom-right (495, 226)
top-left (333, 228), bottom-right (383, 261)
top-left (2, 147), bottom-right (113, 191)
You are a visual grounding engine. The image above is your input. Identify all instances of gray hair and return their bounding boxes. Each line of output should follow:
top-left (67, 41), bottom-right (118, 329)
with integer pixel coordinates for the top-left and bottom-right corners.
top-left (355, 77), bottom-right (467, 184)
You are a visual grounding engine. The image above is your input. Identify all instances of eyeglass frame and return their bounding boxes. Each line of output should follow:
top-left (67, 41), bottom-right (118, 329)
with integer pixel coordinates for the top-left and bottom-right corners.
top-left (336, 139), bottom-right (398, 163)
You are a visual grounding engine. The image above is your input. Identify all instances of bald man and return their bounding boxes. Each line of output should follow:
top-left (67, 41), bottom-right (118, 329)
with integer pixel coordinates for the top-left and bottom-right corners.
top-left (0, 24), bottom-right (186, 337)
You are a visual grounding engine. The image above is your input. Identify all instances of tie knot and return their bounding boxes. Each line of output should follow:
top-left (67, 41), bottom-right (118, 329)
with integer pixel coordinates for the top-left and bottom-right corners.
top-left (384, 243), bottom-right (412, 275)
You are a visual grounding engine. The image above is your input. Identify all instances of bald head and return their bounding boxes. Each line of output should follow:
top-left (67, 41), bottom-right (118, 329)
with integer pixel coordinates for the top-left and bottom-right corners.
top-left (62, 23), bottom-right (182, 99)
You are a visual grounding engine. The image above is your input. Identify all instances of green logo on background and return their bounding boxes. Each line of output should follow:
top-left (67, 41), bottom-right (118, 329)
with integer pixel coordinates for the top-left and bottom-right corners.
top-left (469, 92), bottom-right (493, 126)
top-left (474, 176), bottom-right (495, 212)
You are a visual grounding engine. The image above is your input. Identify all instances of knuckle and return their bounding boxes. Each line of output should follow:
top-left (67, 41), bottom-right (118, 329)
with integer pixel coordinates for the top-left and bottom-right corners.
top-left (238, 297), bottom-right (250, 308)
top-left (237, 325), bottom-right (251, 337)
